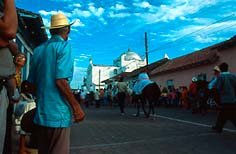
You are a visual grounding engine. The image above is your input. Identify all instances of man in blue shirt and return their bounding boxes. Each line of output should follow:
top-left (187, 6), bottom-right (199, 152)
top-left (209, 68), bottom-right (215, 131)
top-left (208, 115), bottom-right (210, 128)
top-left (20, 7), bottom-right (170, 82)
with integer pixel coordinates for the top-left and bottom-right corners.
top-left (28, 13), bottom-right (85, 154)
top-left (212, 62), bottom-right (236, 133)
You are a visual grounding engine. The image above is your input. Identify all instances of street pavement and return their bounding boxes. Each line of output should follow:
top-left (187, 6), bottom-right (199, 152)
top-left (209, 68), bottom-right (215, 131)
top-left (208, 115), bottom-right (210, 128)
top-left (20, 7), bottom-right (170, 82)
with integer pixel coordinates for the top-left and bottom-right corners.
top-left (70, 106), bottom-right (236, 154)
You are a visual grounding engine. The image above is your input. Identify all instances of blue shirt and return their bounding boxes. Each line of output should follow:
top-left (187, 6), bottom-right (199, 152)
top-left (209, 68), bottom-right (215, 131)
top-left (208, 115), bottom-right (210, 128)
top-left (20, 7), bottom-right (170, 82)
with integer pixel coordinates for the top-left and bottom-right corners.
top-left (28, 35), bottom-right (74, 128)
top-left (133, 73), bottom-right (154, 95)
top-left (208, 76), bottom-right (217, 90)
top-left (216, 72), bottom-right (236, 104)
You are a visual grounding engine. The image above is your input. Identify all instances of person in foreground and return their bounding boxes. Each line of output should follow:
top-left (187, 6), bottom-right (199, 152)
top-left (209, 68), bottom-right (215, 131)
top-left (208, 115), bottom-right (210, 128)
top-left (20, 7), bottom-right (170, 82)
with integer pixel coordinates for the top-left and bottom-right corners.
top-left (27, 13), bottom-right (85, 154)
top-left (0, 0), bottom-right (18, 153)
top-left (212, 62), bottom-right (236, 133)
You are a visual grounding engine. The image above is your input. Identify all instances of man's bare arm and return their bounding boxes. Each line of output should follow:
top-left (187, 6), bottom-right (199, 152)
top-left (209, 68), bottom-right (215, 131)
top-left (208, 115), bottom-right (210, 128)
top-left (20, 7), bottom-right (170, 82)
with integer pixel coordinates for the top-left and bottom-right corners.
top-left (0, 0), bottom-right (18, 39)
top-left (56, 79), bottom-right (85, 122)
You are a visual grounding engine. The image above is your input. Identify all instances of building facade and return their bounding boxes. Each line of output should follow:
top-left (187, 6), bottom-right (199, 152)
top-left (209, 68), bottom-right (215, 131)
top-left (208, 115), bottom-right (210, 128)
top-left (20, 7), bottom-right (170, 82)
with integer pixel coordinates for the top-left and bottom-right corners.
top-left (85, 49), bottom-right (146, 90)
top-left (150, 36), bottom-right (236, 89)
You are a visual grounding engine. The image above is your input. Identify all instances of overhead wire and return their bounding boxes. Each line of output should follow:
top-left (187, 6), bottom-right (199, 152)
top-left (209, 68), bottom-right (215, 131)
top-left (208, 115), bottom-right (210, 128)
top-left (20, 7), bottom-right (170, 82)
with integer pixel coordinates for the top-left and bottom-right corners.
top-left (148, 13), bottom-right (236, 54)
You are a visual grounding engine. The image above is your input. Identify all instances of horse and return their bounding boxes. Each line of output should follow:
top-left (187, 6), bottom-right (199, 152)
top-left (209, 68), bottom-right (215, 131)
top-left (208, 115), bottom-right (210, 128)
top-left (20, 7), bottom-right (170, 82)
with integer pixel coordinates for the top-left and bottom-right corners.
top-left (134, 82), bottom-right (161, 118)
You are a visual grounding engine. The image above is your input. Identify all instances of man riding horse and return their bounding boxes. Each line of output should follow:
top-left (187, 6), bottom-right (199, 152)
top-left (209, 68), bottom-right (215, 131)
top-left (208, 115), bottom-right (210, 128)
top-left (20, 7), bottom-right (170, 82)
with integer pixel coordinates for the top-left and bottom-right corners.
top-left (133, 72), bottom-right (161, 117)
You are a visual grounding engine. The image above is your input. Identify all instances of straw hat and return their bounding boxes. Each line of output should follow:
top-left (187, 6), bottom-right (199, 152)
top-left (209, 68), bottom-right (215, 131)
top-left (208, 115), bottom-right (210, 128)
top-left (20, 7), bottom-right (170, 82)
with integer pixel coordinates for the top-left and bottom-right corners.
top-left (43, 13), bottom-right (74, 29)
top-left (213, 66), bottom-right (220, 72)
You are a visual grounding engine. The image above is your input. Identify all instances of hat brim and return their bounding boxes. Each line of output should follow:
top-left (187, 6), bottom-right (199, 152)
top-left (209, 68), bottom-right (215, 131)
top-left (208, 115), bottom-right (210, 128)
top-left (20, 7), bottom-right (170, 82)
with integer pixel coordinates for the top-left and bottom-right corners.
top-left (41, 21), bottom-right (75, 29)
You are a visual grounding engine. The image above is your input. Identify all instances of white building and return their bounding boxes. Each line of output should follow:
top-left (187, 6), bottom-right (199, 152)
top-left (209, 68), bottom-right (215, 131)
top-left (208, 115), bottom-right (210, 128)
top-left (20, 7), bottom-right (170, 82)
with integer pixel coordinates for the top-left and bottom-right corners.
top-left (113, 49), bottom-right (146, 72)
top-left (85, 49), bottom-right (146, 90)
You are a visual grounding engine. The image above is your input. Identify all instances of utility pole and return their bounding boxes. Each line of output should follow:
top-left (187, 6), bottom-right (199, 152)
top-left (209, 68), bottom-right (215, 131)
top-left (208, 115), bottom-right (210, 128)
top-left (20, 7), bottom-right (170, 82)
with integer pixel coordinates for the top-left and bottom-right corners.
top-left (145, 32), bottom-right (149, 72)
top-left (145, 32), bottom-right (149, 66)
top-left (98, 69), bottom-right (101, 90)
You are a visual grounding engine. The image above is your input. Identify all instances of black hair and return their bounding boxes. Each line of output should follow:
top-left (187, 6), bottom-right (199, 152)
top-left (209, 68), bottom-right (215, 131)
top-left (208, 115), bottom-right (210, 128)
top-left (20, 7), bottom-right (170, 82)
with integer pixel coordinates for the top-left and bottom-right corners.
top-left (219, 62), bottom-right (228, 72)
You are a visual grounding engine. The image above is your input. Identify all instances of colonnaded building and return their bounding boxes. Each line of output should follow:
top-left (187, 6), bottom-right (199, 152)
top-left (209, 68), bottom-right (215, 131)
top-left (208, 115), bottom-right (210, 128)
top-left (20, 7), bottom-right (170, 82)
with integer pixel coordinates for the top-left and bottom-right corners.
top-left (84, 49), bottom-right (146, 90)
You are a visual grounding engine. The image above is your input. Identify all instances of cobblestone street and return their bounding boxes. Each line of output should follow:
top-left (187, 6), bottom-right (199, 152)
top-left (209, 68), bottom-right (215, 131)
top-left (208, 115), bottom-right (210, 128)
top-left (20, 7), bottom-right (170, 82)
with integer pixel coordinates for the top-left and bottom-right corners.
top-left (70, 107), bottom-right (236, 154)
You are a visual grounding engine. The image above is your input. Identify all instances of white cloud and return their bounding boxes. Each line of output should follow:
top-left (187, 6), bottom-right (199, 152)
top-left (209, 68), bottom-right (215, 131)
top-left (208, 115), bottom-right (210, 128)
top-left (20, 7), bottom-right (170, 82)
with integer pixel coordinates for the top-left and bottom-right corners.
top-left (160, 20), bottom-right (236, 43)
top-left (73, 19), bottom-right (85, 27)
top-left (72, 9), bottom-right (91, 18)
top-left (88, 5), bottom-right (105, 17)
top-left (39, 10), bottom-right (72, 17)
top-left (119, 34), bottom-right (125, 37)
top-left (109, 12), bottom-right (131, 18)
top-left (134, 0), bottom-right (218, 24)
top-left (194, 35), bottom-right (224, 43)
top-left (73, 3), bottom-right (82, 8)
top-left (68, 3), bottom-right (82, 8)
top-left (99, 17), bottom-right (108, 25)
top-left (111, 3), bottom-right (127, 11)
top-left (133, 1), bottom-right (152, 8)
top-left (192, 18), bottom-right (216, 24)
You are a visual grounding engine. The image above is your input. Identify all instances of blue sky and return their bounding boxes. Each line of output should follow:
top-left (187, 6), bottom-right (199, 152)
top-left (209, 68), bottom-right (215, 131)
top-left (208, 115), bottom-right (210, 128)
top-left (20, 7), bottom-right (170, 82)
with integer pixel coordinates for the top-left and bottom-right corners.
top-left (16, 0), bottom-right (236, 88)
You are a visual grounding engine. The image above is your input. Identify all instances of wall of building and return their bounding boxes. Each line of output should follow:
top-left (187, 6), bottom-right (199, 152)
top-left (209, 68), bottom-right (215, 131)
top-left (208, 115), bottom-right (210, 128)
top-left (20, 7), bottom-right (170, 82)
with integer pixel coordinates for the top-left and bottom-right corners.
top-left (85, 65), bottom-right (119, 90)
top-left (151, 46), bottom-right (236, 89)
top-left (120, 55), bottom-right (146, 72)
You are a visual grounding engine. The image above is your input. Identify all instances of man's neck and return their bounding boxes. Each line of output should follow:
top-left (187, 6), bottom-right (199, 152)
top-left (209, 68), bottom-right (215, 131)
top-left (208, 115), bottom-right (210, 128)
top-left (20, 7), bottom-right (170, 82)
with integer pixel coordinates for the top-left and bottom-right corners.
top-left (52, 34), bottom-right (66, 41)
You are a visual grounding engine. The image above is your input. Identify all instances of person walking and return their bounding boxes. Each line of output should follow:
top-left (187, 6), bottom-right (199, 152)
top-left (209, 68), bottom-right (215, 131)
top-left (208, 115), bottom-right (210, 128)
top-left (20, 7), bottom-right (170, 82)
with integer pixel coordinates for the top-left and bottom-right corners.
top-left (0, 0), bottom-right (18, 153)
top-left (212, 62), bottom-right (236, 133)
top-left (117, 77), bottom-right (128, 115)
top-left (189, 77), bottom-right (198, 113)
top-left (27, 13), bottom-right (85, 154)
top-left (208, 66), bottom-right (221, 108)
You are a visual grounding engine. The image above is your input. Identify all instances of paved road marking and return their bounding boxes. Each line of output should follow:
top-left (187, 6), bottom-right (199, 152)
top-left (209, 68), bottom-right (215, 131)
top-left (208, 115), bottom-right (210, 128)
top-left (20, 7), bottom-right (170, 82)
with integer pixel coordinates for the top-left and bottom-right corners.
top-left (154, 114), bottom-right (236, 133)
top-left (70, 132), bottom-right (215, 150)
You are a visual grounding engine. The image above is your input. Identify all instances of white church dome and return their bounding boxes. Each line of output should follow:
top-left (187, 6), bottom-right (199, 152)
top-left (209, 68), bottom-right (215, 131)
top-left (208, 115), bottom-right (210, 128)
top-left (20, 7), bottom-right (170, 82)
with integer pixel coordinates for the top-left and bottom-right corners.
top-left (123, 50), bottom-right (142, 61)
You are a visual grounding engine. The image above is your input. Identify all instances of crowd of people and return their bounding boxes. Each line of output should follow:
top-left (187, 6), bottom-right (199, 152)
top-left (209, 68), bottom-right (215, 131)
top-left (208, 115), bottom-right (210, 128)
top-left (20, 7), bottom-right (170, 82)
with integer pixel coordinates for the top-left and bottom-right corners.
top-left (75, 63), bottom-right (236, 134)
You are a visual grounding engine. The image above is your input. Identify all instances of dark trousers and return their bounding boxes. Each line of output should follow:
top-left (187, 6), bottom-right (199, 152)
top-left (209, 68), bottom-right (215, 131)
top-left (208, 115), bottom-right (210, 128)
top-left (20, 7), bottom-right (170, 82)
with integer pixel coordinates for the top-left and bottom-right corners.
top-left (117, 92), bottom-right (126, 113)
top-left (3, 104), bottom-right (13, 154)
top-left (37, 125), bottom-right (70, 154)
top-left (215, 104), bottom-right (236, 130)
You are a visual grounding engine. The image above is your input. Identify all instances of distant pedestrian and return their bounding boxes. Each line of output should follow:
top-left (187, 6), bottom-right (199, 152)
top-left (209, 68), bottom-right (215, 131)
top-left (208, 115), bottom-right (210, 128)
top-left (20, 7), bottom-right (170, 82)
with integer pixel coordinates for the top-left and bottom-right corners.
top-left (208, 66), bottom-right (221, 90)
top-left (208, 66), bottom-right (221, 108)
top-left (27, 13), bottom-right (85, 154)
top-left (212, 62), bottom-right (236, 133)
top-left (94, 89), bottom-right (100, 108)
top-left (117, 77), bottom-right (128, 115)
top-left (181, 87), bottom-right (189, 109)
top-left (189, 77), bottom-right (198, 113)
